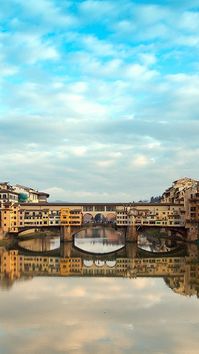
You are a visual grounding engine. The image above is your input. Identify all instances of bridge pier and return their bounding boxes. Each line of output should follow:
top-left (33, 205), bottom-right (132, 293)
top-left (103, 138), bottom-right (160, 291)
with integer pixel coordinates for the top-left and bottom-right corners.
top-left (60, 226), bottom-right (73, 242)
top-left (60, 242), bottom-right (73, 257)
top-left (126, 242), bottom-right (138, 258)
top-left (126, 225), bottom-right (138, 242)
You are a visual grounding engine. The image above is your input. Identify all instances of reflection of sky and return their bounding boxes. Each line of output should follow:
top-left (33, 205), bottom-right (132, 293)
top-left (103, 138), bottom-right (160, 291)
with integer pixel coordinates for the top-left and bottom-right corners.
top-left (74, 238), bottom-right (124, 253)
top-left (0, 277), bottom-right (199, 354)
top-left (19, 237), bottom-right (60, 251)
top-left (74, 227), bottom-right (125, 253)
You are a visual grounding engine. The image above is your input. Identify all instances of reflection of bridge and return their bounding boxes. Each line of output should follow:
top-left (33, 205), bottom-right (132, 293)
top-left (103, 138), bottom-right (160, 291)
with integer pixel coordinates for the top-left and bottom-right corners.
top-left (59, 224), bottom-right (187, 243)
top-left (11, 239), bottom-right (187, 259)
top-left (1, 242), bottom-right (199, 297)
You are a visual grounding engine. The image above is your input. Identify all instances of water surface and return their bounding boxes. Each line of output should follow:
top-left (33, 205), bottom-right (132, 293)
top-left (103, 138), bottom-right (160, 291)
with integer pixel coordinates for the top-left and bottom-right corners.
top-left (0, 230), bottom-right (199, 354)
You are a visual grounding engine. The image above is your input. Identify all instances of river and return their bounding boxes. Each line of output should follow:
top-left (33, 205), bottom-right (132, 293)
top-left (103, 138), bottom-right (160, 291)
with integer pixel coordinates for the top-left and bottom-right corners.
top-left (0, 228), bottom-right (199, 354)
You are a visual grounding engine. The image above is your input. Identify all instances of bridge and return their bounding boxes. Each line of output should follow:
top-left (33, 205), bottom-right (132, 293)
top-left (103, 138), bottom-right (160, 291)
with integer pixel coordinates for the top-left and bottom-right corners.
top-left (1, 177), bottom-right (199, 241)
top-left (1, 200), bottom-right (199, 241)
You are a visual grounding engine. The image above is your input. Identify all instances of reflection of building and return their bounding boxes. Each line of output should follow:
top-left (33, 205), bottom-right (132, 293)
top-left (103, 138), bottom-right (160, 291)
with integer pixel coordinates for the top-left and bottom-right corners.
top-left (0, 250), bottom-right (24, 280)
top-left (1, 246), bottom-right (199, 298)
top-left (165, 263), bottom-right (199, 297)
top-left (23, 256), bottom-right (60, 274)
top-left (60, 258), bottom-right (82, 275)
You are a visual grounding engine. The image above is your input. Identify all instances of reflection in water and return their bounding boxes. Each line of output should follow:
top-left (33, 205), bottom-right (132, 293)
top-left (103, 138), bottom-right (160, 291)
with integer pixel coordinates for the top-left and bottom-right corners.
top-left (1, 237), bottom-right (198, 296)
top-left (74, 226), bottom-right (125, 253)
top-left (138, 233), bottom-right (180, 253)
top-left (19, 236), bottom-right (60, 251)
top-left (0, 238), bottom-right (199, 354)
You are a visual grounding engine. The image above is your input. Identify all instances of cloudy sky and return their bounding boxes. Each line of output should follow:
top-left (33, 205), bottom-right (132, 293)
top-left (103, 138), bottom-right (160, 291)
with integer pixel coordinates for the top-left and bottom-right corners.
top-left (1, 0), bottom-right (199, 202)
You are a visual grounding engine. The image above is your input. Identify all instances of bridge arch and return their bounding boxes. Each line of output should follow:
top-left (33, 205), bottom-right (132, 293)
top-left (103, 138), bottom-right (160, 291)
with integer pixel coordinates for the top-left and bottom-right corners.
top-left (106, 213), bottom-right (116, 223)
top-left (95, 260), bottom-right (105, 267)
top-left (94, 213), bottom-right (105, 223)
top-left (83, 213), bottom-right (93, 224)
top-left (83, 260), bottom-right (93, 267)
top-left (106, 260), bottom-right (116, 267)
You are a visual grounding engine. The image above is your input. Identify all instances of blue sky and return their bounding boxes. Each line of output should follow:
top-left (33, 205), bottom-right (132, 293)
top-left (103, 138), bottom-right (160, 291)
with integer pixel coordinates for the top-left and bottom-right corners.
top-left (0, 0), bottom-right (199, 201)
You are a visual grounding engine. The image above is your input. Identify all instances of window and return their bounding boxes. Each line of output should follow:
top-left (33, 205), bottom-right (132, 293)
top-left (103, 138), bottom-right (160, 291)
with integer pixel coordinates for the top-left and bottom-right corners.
top-left (83, 206), bottom-right (93, 212)
top-left (106, 205), bottom-right (116, 211)
top-left (95, 205), bottom-right (105, 211)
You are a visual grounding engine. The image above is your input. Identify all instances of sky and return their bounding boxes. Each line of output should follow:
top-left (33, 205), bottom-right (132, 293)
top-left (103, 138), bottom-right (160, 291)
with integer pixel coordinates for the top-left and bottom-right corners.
top-left (1, 0), bottom-right (199, 202)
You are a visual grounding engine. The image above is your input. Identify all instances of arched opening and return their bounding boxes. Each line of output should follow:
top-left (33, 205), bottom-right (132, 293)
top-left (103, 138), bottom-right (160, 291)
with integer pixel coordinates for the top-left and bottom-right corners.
top-left (106, 213), bottom-right (116, 224)
top-left (83, 213), bottom-right (93, 224)
top-left (83, 260), bottom-right (93, 267)
top-left (94, 213), bottom-right (105, 223)
top-left (95, 260), bottom-right (105, 267)
top-left (106, 260), bottom-right (116, 267)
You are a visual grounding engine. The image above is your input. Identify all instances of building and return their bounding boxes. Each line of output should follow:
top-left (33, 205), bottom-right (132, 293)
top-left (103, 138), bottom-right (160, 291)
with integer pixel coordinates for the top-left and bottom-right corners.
top-left (0, 203), bottom-right (20, 233)
top-left (184, 183), bottom-right (199, 223)
top-left (0, 182), bottom-right (49, 207)
top-left (161, 178), bottom-right (198, 204)
top-left (116, 204), bottom-right (184, 227)
top-left (13, 184), bottom-right (49, 203)
top-left (0, 182), bottom-right (19, 206)
top-left (60, 208), bottom-right (83, 226)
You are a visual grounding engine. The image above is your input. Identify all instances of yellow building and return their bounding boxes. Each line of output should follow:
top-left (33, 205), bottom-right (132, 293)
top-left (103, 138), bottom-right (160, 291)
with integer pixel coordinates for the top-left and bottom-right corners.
top-left (60, 208), bottom-right (82, 226)
top-left (0, 203), bottom-right (20, 233)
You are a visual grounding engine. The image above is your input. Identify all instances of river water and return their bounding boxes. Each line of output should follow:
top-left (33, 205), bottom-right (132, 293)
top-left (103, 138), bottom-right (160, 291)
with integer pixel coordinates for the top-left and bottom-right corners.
top-left (0, 228), bottom-right (199, 354)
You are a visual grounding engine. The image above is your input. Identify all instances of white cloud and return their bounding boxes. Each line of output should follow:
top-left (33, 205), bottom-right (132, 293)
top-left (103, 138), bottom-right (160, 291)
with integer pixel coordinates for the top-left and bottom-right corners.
top-left (13, 33), bottom-right (59, 63)
top-left (70, 146), bottom-right (87, 157)
top-left (15, 0), bottom-right (76, 27)
top-left (96, 160), bottom-right (116, 168)
top-left (131, 155), bottom-right (155, 168)
top-left (0, 0), bottom-right (199, 201)
top-left (139, 53), bottom-right (157, 66)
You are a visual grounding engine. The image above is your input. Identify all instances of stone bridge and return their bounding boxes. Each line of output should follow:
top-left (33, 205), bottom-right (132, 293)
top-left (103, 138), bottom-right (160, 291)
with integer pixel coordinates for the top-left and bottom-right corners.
top-left (3, 201), bottom-right (199, 241)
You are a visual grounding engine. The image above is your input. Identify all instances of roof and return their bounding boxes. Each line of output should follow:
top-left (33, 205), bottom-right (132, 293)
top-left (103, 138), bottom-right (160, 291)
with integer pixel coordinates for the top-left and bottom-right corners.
top-left (19, 202), bottom-right (184, 207)
top-left (0, 189), bottom-right (19, 195)
top-left (38, 192), bottom-right (50, 197)
top-left (15, 184), bottom-right (39, 193)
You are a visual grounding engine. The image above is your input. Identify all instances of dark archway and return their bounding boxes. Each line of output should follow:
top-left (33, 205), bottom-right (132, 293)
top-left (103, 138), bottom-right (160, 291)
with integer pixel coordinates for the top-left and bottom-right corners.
top-left (94, 213), bottom-right (105, 223)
